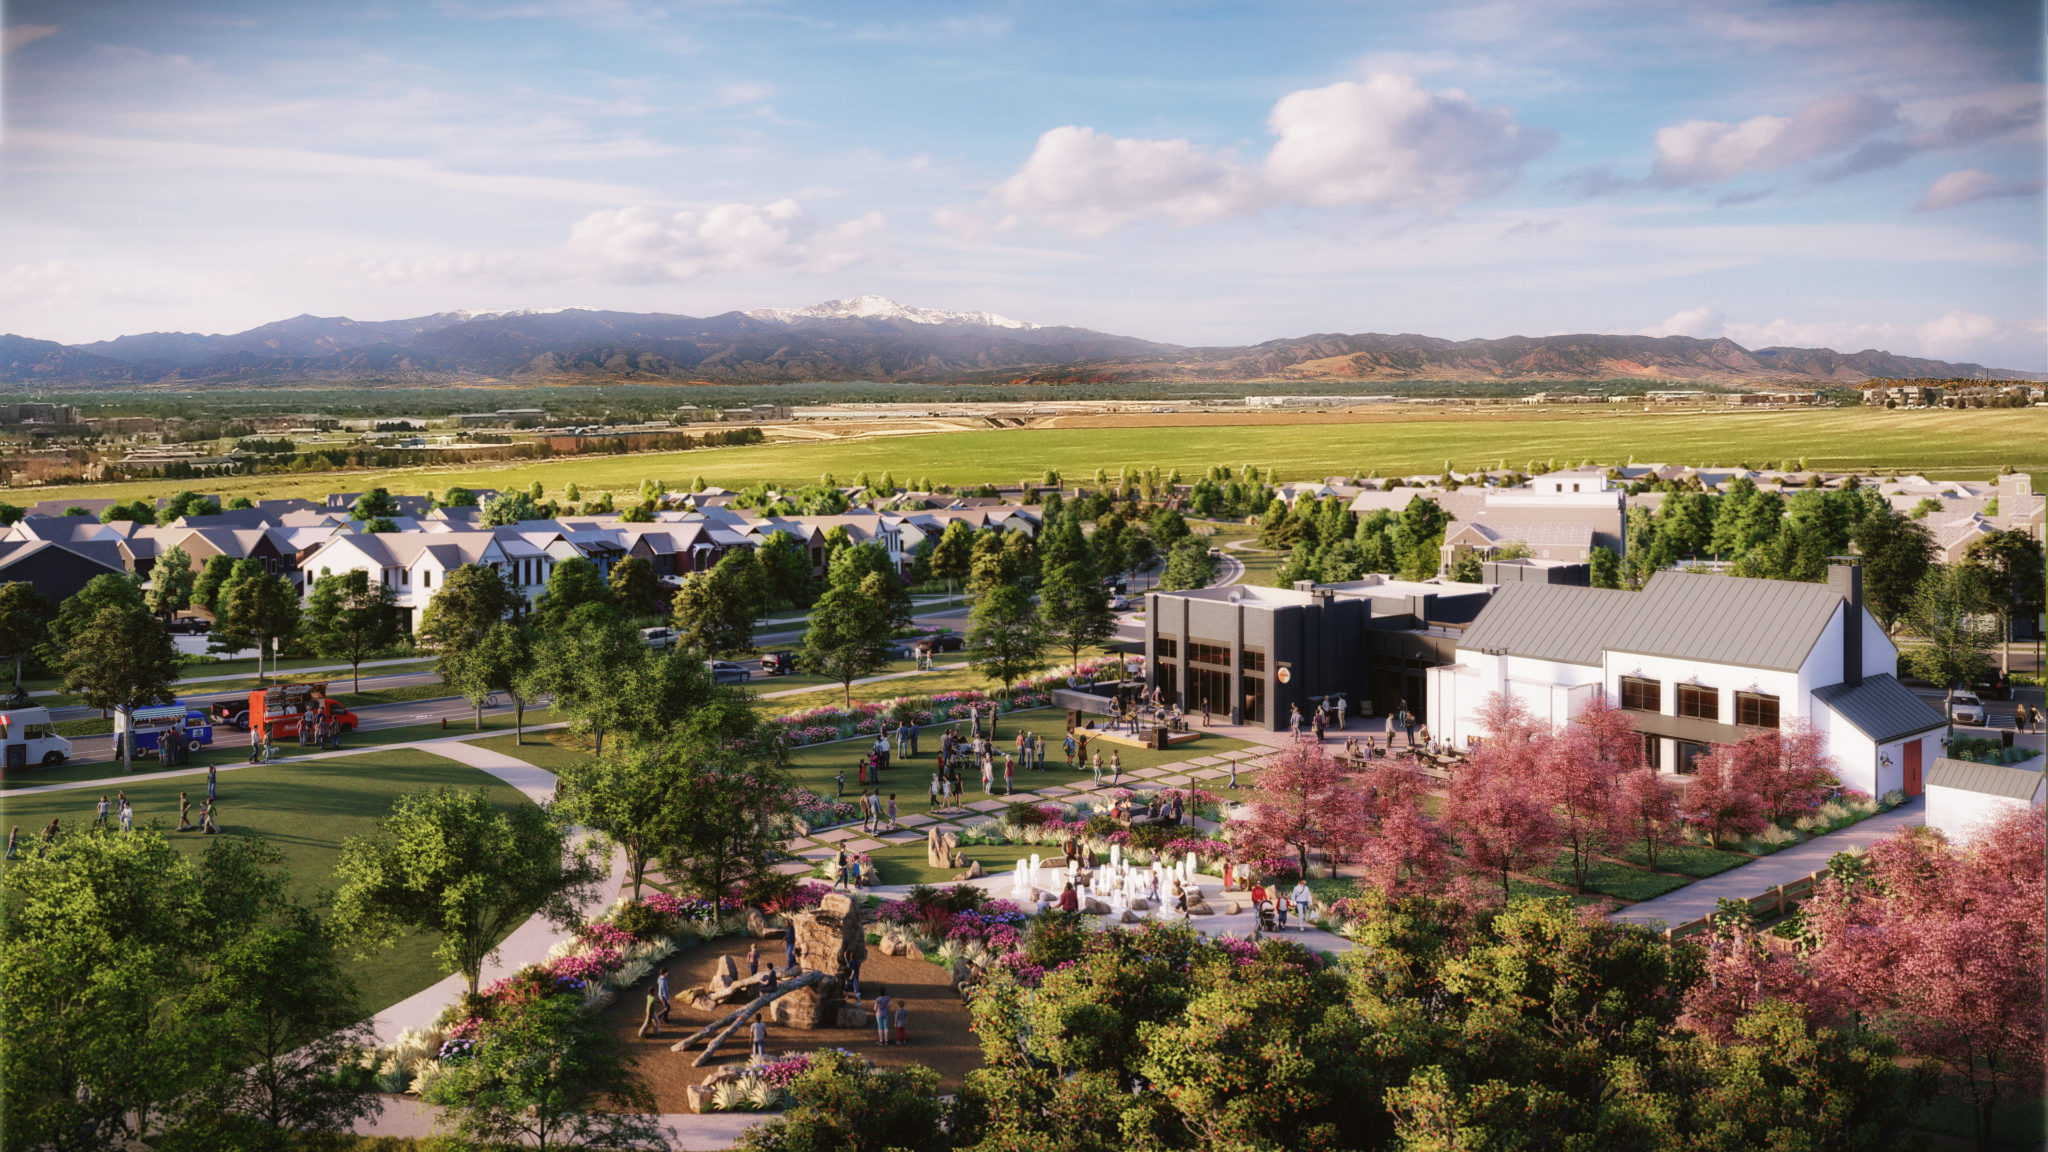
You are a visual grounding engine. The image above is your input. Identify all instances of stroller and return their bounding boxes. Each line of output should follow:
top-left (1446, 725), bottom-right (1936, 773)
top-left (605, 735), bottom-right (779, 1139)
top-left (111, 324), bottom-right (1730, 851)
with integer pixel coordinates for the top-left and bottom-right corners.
top-left (1253, 900), bottom-right (1279, 934)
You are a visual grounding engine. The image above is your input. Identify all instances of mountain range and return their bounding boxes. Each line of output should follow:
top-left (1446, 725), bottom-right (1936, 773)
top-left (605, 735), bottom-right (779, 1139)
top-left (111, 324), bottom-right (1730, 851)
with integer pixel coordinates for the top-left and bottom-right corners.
top-left (1, 296), bottom-right (2036, 386)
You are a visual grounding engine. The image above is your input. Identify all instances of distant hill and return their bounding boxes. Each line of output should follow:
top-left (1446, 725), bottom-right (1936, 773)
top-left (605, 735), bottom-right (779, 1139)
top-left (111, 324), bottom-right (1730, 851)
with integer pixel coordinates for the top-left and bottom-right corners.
top-left (4, 298), bottom-right (2037, 386)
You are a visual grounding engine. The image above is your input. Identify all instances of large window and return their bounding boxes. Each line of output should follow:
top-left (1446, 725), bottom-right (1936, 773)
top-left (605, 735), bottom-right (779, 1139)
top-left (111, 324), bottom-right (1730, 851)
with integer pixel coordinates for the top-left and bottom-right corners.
top-left (1642, 733), bottom-right (1663, 771)
top-left (1239, 648), bottom-right (1266, 672)
top-left (1620, 676), bottom-right (1661, 712)
top-left (1241, 673), bottom-right (1266, 725)
top-left (1676, 684), bottom-right (1719, 722)
top-left (1676, 740), bottom-right (1712, 775)
top-left (1736, 691), bottom-right (1780, 729)
top-left (1155, 637), bottom-right (1178, 659)
top-left (1190, 642), bottom-right (1231, 667)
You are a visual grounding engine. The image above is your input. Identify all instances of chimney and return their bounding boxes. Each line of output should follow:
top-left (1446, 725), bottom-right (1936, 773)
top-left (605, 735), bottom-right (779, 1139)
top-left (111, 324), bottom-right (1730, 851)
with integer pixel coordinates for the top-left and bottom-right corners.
top-left (1828, 563), bottom-right (1863, 686)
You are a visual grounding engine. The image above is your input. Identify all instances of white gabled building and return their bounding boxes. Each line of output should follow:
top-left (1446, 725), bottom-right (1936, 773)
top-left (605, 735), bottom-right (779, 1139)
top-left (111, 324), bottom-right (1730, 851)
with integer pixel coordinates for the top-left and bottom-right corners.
top-left (1925, 758), bottom-right (2045, 843)
top-left (1427, 564), bottom-right (1948, 798)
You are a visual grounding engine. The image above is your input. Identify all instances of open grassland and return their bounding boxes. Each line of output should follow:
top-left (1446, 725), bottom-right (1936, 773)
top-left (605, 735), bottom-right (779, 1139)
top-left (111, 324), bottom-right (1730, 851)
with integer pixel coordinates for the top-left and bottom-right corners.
top-left (0, 748), bottom-right (532, 1013)
top-left (24, 407), bottom-right (2042, 507)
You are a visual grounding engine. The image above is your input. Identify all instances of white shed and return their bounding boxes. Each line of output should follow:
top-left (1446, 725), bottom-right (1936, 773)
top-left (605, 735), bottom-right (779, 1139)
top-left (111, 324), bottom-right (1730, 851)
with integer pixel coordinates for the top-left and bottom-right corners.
top-left (1924, 757), bottom-right (2045, 844)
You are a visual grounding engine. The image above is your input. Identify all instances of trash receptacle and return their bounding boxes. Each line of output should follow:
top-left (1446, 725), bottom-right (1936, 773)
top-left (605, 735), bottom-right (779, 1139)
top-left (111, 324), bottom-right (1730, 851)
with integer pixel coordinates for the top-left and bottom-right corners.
top-left (2003, 729), bottom-right (2015, 748)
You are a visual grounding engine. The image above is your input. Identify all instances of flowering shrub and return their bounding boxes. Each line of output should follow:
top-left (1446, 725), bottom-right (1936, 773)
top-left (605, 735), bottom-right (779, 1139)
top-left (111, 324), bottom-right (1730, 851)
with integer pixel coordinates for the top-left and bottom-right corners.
top-left (576, 922), bottom-right (638, 951)
top-left (546, 948), bottom-right (620, 987)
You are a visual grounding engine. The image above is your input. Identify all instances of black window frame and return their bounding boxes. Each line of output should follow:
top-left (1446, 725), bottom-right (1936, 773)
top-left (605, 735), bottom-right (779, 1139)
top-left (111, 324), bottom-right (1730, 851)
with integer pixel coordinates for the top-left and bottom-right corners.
top-left (1189, 642), bottom-right (1231, 667)
top-left (1735, 691), bottom-right (1780, 729)
top-left (1676, 684), bottom-right (1718, 722)
top-left (1619, 676), bottom-right (1661, 713)
top-left (1155, 637), bottom-right (1178, 659)
top-left (1239, 648), bottom-right (1266, 672)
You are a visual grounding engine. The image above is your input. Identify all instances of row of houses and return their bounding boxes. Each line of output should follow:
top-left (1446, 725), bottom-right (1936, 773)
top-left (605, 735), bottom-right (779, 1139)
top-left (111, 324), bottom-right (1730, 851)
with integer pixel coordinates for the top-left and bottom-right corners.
top-left (0, 492), bottom-right (1043, 629)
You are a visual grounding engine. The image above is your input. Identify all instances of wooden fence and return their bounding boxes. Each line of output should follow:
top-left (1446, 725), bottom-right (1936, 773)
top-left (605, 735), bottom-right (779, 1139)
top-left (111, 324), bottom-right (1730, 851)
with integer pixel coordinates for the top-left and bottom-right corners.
top-left (1661, 868), bottom-right (1827, 941)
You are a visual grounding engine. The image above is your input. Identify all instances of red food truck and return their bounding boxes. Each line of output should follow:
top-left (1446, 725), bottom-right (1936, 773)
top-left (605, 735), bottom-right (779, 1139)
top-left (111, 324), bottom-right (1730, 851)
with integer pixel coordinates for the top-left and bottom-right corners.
top-left (232, 682), bottom-right (360, 741)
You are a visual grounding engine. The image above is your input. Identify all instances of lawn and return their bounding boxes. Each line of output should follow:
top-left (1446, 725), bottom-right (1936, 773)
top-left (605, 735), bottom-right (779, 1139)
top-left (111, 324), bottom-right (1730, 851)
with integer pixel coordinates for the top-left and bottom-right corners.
top-left (0, 748), bottom-right (535, 1014)
top-left (26, 407), bottom-right (2043, 509)
top-left (1534, 853), bottom-right (1694, 903)
top-left (471, 729), bottom-right (591, 775)
top-left (846, 840), bottom-right (1028, 887)
top-left (1615, 840), bottom-right (1752, 878)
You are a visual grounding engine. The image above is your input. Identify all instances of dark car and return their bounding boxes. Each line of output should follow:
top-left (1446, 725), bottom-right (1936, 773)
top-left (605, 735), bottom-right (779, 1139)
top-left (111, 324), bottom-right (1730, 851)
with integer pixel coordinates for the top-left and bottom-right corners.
top-left (928, 633), bottom-right (966, 653)
top-left (760, 651), bottom-right (796, 676)
top-left (706, 660), bottom-right (752, 685)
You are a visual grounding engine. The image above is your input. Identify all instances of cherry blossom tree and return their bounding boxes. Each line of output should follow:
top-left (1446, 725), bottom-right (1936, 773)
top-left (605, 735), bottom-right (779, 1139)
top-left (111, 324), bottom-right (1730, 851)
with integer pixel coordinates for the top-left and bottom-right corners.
top-left (1681, 751), bottom-right (1768, 849)
top-left (1443, 758), bottom-right (1562, 903)
top-left (1611, 768), bottom-right (1681, 870)
top-left (1679, 927), bottom-right (1852, 1043)
top-left (1231, 742), bottom-right (1369, 879)
top-left (1540, 701), bottom-right (1641, 891)
top-left (1473, 690), bottom-right (1543, 746)
top-left (1726, 721), bottom-right (1839, 825)
top-left (1805, 813), bottom-right (2047, 1149)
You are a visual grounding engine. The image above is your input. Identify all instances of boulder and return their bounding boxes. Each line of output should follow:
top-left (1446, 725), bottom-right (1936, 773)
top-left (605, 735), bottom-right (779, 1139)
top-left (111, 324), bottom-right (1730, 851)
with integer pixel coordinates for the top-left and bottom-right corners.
top-left (1187, 901), bottom-right (1213, 916)
top-left (1226, 901), bottom-right (1242, 915)
top-left (709, 973), bottom-right (768, 1005)
top-left (837, 1002), bottom-right (873, 1029)
top-left (686, 1084), bottom-right (714, 1113)
top-left (786, 897), bottom-right (867, 977)
top-left (1119, 909), bottom-right (1141, 924)
top-left (953, 860), bottom-right (986, 881)
top-left (1083, 897), bottom-right (1109, 915)
top-left (711, 956), bottom-right (740, 991)
top-left (877, 930), bottom-right (909, 958)
top-left (1128, 897), bottom-right (1149, 912)
top-left (766, 975), bottom-right (843, 1029)
top-left (746, 907), bottom-right (779, 938)
top-left (926, 827), bottom-right (963, 869)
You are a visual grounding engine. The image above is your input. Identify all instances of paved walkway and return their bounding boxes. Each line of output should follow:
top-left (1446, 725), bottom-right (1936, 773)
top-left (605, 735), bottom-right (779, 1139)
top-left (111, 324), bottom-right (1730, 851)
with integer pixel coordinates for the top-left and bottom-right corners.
top-left (1610, 796), bottom-right (1926, 929)
top-left (756, 662), bottom-right (970, 701)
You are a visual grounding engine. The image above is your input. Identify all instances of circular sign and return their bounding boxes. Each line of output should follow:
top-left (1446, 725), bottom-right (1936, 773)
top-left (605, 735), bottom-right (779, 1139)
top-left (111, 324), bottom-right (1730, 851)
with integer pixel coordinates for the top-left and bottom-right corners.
top-left (1276, 667), bottom-right (1292, 684)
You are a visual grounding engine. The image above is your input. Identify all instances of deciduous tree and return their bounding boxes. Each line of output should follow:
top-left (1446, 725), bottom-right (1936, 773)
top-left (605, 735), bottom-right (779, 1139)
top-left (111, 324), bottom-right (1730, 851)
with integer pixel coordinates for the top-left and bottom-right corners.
top-left (606, 555), bottom-right (665, 618)
top-left (967, 583), bottom-right (1046, 693)
top-left (422, 993), bottom-right (664, 1152)
top-left (800, 570), bottom-right (895, 707)
top-left (300, 569), bottom-right (403, 691)
top-left (146, 545), bottom-right (197, 622)
top-left (0, 580), bottom-right (55, 689)
top-left (64, 602), bottom-right (180, 772)
top-left (1232, 742), bottom-right (1369, 878)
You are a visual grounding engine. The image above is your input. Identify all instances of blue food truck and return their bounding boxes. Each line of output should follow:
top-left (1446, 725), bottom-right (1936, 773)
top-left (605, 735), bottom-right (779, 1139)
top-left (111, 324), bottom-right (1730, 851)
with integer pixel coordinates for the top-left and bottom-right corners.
top-left (113, 704), bottom-right (214, 762)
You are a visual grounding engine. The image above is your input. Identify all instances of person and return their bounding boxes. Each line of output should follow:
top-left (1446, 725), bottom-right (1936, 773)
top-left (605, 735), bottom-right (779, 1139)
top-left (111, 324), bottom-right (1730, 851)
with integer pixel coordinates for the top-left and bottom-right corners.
top-left (207, 762), bottom-right (217, 802)
top-left (848, 952), bottom-right (863, 1003)
top-left (638, 981), bottom-right (662, 1037)
top-left (833, 848), bottom-right (850, 891)
top-left (1171, 792), bottom-right (1184, 824)
top-left (929, 771), bottom-right (940, 808)
top-left (1313, 713), bottom-right (1325, 742)
top-left (39, 817), bottom-right (58, 855)
top-left (873, 986), bottom-right (892, 1045)
top-left (1003, 753), bottom-right (1014, 795)
top-left (847, 854), bottom-right (863, 888)
top-left (893, 999), bottom-right (907, 1046)
top-left (1250, 880), bottom-right (1267, 911)
top-left (1273, 888), bottom-right (1289, 930)
top-left (1059, 881), bottom-right (1078, 913)
top-left (747, 943), bottom-right (760, 977)
top-left (118, 798), bottom-right (133, 833)
top-left (1064, 730), bottom-right (1077, 769)
top-left (783, 919), bottom-right (797, 970)
top-left (1402, 705), bottom-right (1417, 748)
top-left (656, 966), bottom-right (672, 1024)
top-left (750, 1016), bottom-right (768, 1060)
top-left (836, 769), bottom-right (846, 797)
top-left (886, 794), bottom-right (898, 831)
top-left (1228, 755), bottom-right (1240, 789)
top-left (1289, 879), bottom-right (1313, 931)
top-left (1110, 750), bottom-right (1122, 783)
top-left (1336, 696), bottom-right (1347, 730)
top-left (981, 753), bottom-right (993, 795)
top-left (199, 800), bottom-right (219, 834)
top-left (1289, 703), bottom-right (1302, 740)
top-left (764, 964), bottom-right (780, 996)
top-left (93, 794), bottom-right (109, 829)
top-left (3, 824), bottom-right (15, 859)
top-left (1090, 749), bottom-right (1102, 783)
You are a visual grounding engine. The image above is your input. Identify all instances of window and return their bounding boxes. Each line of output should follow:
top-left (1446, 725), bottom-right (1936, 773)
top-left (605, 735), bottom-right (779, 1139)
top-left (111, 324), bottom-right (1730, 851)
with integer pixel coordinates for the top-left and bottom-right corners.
top-left (1239, 648), bottom-right (1266, 672)
top-left (1676, 740), bottom-right (1712, 775)
top-left (1736, 691), bottom-right (1780, 729)
top-left (1677, 684), bottom-right (1718, 722)
top-left (1190, 642), bottom-right (1230, 667)
top-left (1642, 733), bottom-right (1663, 770)
top-left (1240, 672), bottom-right (1266, 725)
top-left (1155, 637), bottom-right (1178, 659)
top-left (1619, 676), bottom-right (1661, 712)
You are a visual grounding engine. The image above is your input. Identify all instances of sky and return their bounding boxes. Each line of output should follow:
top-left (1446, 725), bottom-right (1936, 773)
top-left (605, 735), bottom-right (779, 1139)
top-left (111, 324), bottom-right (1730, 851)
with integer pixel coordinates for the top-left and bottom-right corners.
top-left (2, 0), bottom-right (2044, 369)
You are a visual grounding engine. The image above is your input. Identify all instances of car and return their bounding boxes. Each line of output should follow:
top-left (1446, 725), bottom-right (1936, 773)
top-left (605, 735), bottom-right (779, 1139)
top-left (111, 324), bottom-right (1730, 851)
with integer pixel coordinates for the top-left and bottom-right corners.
top-left (1948, 690), bottom-right (1986, 726)
top-left (760, 651), bottom-right (796, 675)
top-left (706, 660), bottom-right (752, 684)
top-left (928, 633), bottom-right (966, 653)
top-left (1108, 596), bottom-right (1133, 611)
top-left (640, 626), bottom-right (676, 651)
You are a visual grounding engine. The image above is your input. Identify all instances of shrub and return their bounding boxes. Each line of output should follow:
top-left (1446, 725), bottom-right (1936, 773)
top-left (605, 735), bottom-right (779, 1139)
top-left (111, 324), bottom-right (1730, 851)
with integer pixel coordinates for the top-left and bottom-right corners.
top-left (610, 901), bottom-right (672, 941)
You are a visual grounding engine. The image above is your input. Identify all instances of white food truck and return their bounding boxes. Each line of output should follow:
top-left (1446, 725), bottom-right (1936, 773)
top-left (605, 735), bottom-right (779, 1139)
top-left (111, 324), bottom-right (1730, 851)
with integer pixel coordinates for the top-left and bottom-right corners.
top-left (0, 707), bottom-right (71, 772)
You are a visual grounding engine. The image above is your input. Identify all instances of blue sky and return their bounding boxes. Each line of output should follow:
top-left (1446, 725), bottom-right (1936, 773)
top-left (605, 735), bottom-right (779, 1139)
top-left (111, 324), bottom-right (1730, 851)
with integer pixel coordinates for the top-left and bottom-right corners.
top-left (3, 0), bottom-right (2043, 368)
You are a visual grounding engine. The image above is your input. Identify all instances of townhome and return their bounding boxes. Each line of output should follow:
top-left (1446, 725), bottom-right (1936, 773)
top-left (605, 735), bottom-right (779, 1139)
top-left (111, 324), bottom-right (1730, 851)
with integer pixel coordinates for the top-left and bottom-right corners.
top-left (1427, 564), bottom-right (1946, 798)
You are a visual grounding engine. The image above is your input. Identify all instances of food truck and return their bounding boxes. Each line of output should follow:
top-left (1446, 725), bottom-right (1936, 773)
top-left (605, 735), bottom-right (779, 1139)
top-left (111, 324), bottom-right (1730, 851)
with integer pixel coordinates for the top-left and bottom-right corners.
top-left (113, 704), bottom-right (213, 761)
top-left (0, 706), bottom-right (72, 771)
top-left (235, 683), bottom-right (360, 741)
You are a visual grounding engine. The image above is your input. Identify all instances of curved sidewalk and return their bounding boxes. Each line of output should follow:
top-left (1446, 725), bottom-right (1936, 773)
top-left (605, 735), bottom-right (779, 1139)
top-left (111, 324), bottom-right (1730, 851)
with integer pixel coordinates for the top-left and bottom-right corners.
top-left (1610, 796), bottom-right (1925, 929)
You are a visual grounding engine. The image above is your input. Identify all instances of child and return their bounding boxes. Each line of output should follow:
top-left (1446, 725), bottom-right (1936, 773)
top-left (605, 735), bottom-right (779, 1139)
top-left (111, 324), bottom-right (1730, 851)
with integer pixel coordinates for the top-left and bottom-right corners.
top-left (747, 943), bottom-right (760, 976)
top-left (176, 792), bottom-right (192, 832)
top-left (893, 999), bottom-right (908, 1045)
top-left (887, 794), bottom-right (898, 831)
top-left (750, 1016), bottom-right (767, 1060)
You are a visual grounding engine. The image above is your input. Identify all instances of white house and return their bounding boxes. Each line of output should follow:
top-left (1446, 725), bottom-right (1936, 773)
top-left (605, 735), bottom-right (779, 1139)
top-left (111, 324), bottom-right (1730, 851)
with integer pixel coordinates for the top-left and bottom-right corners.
top-left (1427, 564), bottom-right (1947, 798)
top-left (1925, 758), bottom-right (2044, 843)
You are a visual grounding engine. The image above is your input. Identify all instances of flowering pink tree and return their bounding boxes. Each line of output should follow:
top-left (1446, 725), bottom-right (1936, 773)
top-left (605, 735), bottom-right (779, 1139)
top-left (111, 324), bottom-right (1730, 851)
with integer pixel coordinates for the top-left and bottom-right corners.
top-left (1231, 742), bottom-right (1370, 879)
top-left (1679, 927), bottom-right (1852, 1043)
top-left (1726, 721), bottom-right (1839, 824)
top-left (1611, 768), bottom-right (1682, 870)
top-left (1805, 812), bottom-right (2047, 1148)
top-left (1473, 691), bottom-right (1543, 746)
top-left (1681, 751), bottom-right (1768, 848)
top-left (1539, 701), bottom-right (1641, 891)
top-left (1443, 758), bottom-right (1562, 903)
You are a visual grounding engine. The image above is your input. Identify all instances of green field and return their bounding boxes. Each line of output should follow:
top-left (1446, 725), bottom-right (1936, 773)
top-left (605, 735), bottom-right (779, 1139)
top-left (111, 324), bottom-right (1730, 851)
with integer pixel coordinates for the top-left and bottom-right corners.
top-left (21, 407), bottom-right (2040, 507)
top-left (0, 748), bottom-right (533, 1013)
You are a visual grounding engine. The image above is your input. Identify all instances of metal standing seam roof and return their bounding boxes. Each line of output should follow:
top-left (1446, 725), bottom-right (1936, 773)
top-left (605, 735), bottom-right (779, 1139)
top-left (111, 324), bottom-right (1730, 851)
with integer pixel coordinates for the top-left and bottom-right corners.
top-left (1811, 674), bottom-right (1949, 743)
top-left (1925, 757), bottom-right (2047, 801)
top-left (1604, 570), bottom-right (1846, 672)
top-left (1455, 582), bottom-right (1641, 666)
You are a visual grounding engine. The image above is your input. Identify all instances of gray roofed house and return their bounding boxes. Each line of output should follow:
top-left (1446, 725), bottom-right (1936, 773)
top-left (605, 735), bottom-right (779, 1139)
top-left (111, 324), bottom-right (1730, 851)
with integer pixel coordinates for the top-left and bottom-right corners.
top-left (1926, 756), bottom-right (2046, 842)
top-left (1455, 582), bottom-right (1640, 667)
top-left (1605, 570), bottom-right (1847, 672)
top-left (1926, 757), bottom-right (2047, 800)
top-left (1811, 674), bottom-right (1947, 744)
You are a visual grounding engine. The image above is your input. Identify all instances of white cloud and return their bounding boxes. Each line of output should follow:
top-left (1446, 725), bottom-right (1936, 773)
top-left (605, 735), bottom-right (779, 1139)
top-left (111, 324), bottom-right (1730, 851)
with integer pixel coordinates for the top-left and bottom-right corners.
top-left (1650, 93), bottom-right (1897, 187)
top-left (1639, 307), bottom-right (1727, 338)
top-left (992, 126), bottom-right (1256, 236)
top-left (562, 200), bottom-right (883, 282)
top-left (1915, 168), bottom-right (2046, 212)
top-left (1263, 74), bottom-right (1553, 209)
top-left (988, 73), bottom-right (1549, 234)
top-left (1912, 310), bottom-right (2005, 359)
top-left (1634, 306), bottom-right (2021, 363)
top-left (3, 23), bottom-right (58, 53)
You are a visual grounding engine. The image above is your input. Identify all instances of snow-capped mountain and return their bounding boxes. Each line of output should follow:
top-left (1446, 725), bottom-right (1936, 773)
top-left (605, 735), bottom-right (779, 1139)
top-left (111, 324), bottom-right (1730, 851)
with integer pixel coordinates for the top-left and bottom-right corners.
top-left (746, 295), bottom-right (1039, 330)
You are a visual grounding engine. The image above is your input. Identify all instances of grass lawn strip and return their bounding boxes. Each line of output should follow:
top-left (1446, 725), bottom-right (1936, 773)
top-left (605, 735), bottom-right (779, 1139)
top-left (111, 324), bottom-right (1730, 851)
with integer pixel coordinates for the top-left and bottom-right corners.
top-left (0, 747), bottom-right (534, 1014)
top-left (1615, 840), bottom-right (1752, 878)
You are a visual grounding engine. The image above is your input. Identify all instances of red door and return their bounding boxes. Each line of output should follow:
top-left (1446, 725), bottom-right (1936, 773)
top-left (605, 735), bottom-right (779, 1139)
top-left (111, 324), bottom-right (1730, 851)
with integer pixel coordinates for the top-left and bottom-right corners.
top-left (1904, 740), bottom-right (1922, 797)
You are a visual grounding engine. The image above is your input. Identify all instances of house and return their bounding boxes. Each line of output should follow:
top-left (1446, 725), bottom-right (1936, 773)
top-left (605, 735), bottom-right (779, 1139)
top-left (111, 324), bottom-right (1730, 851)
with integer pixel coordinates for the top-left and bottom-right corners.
top-left (0, 538), bottom-right (127, 602)
top-left (1925, 759), bottom-right (2044, 843)
top-left (1427, 564), bottom-right (1947, 798)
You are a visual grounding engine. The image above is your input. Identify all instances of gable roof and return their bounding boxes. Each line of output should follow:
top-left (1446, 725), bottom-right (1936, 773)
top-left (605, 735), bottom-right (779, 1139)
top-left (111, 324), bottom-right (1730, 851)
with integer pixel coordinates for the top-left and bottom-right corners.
top-left (1456, 582), bottom-right (1640, 666)
top-left (1812, 674), bottom-right (1948, 744)
top-left (1926, 757), bottom-right (2047, 801)
top-left (1605, 570), bottom-right (1845, 672)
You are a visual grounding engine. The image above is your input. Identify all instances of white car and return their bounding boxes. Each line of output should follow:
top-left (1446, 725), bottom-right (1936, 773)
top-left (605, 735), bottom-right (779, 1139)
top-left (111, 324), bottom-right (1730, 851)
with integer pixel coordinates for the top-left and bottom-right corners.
top-left (1948, 691), bottom-right (1985, 726)
top-left (640, 627), bottom-right (676, 651)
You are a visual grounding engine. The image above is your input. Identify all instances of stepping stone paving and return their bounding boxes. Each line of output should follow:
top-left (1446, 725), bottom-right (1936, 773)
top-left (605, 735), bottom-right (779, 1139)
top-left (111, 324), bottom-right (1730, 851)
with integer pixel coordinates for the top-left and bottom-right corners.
top-left (896, 813), bottom-right (937, 827)
top-left (1158, 775), bottom-right (1193, 786)
top-left (770, 861), bottom-right (816, 876)
top-left (813, 828), bottom-right (855, 843)
top-left (1188, 756), bottom-right (1225, 766)
top-left (796, 846), bottom-right (836, 860)
top-left (1190, 767), bottom-right (1229, 779)
top-left (841, 838), bottom-right (885, 852)
top-left (878, 830), bottom-right (921, 844)
top-left (966, 799), bottom-right (1008, 812)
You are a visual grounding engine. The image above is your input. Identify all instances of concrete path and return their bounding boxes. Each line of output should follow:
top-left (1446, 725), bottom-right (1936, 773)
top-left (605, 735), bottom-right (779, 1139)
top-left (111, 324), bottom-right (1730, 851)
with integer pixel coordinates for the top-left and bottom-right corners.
top-left (355, 1095), bottom-right (762, 1149)
top-left (1610, 796), bottom-right (1926, 929)
top-left (756, 661), bottom-right (970, 702)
